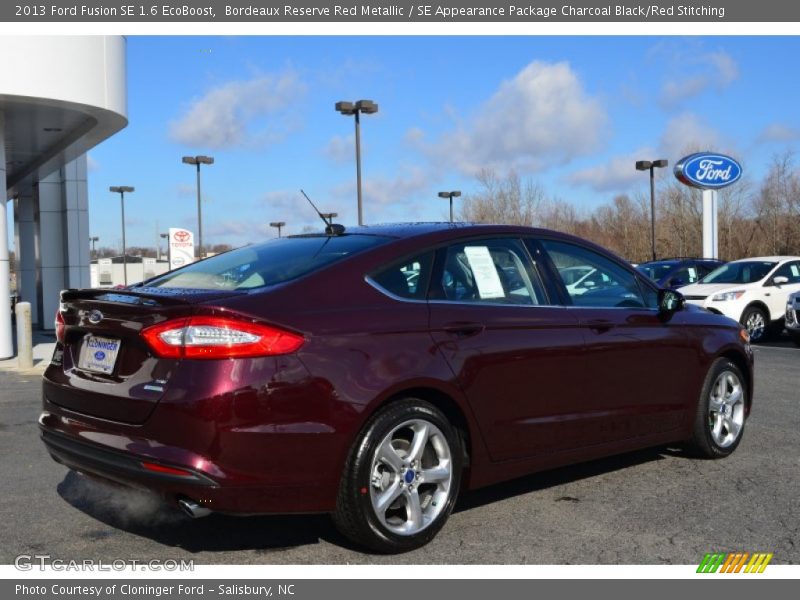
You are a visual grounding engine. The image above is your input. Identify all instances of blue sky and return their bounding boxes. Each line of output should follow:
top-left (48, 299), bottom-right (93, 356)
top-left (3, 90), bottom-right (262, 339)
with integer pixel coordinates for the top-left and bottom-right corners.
top-left (80, 36), bottom-right (800, 250)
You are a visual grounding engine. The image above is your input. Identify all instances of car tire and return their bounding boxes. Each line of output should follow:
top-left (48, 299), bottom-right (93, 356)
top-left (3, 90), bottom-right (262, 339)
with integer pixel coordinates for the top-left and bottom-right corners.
top-left (333, 398), bottom-right (463, 553)
top-left (740, 306), bottom-right (770, 343)
top-left (686, 358), bottom-right (747, 459)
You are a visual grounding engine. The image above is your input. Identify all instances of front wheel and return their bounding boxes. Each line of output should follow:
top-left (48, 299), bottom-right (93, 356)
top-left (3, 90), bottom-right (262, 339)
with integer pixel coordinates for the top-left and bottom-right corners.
top-left (686, 359), bottom-right (747, 458)
top-left (333, 399), bottom-right (462, 553)
top-left (740, 306), bottom-right (769, 343)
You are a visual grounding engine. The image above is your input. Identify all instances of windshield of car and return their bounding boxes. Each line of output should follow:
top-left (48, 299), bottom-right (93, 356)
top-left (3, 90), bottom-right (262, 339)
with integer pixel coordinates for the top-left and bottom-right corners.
top-left (636, 262), bottom-right (676, 281)
top-left (143, 234), bottom-right (392, 290)
top-left (701, 261), bottom-right (777, 284)
top-left (557, 266), bottom-right (594, 285)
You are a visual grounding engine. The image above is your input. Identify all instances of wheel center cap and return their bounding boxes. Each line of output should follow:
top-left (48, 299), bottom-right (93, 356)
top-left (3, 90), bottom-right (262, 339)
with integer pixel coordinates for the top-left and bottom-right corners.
top-left (404, 469), bottom-right (415, 484)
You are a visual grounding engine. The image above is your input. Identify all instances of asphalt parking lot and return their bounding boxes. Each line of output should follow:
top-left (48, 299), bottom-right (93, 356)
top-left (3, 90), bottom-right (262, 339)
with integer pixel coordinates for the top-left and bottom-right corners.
top-left (1, 340), bottom-right (797, 565)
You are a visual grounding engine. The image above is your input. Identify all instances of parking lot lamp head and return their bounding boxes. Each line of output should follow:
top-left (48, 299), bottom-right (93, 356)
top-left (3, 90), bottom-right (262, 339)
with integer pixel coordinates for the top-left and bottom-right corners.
top-left (269, 221), bottom-right (286, 238)
top-left (182, 155), bottom-right (214, 260)
top-left (335, 99), bottom-right (379, 226)
top-left (438, 190), bottom-right (462, 223)
top-left (635, 159), bottom-right (669, 262)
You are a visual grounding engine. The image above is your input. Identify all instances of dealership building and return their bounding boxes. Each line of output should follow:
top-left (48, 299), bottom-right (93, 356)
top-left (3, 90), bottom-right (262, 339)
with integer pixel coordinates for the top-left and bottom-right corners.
top-left (0, 36), bottom-right (127, 358)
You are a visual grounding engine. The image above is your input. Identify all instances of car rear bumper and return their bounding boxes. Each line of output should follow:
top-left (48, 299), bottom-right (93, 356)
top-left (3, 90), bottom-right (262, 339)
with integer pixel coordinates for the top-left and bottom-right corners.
top-left (39, 404), bottom-right (343, 515)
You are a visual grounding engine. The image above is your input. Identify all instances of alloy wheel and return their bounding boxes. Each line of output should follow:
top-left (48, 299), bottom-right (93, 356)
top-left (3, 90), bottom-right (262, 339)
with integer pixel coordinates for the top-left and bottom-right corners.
top-left (707, 370), bottom-right (745, 448)
top-left (368, 419), bottom-right (453, 536)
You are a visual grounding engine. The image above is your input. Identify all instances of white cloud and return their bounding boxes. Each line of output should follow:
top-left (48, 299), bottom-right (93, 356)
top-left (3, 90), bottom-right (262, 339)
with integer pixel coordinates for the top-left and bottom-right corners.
top-left (567, 112), bottom-right (728, 194)
top-left (660, 50), bottom-right (739, 107)
top-left (660, 112), bottom-right (725, 159)
top-left (169, 71), bottom-right (306, 149)
top-left (174, 183), bottom-right (195, 197)
top-left (329, 165), bottom-right (434, 223)
top-left (322, 134), bottom-right (354, 164)
top-left (433, 61), bottom-right (607, 175)
top-left (757, 123), bottom-right (800, 143)
top-left (404, 127), bottom-right (425, 145)
top-left (567, 148), bottom-right (657, 192)
top-left (86, 154), bottom-right (100, 172)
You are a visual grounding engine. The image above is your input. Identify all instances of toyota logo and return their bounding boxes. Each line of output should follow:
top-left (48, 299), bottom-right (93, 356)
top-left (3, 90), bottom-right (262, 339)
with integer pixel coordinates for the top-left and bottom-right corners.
top-left (173, 230), bottom-right (191, 242)
top-left (88, 310), bottom-right (103, 324)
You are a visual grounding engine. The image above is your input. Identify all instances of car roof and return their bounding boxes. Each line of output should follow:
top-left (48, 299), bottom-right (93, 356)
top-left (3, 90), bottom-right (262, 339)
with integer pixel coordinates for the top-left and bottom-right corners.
top-left (639, 258), bottom-right (722, 266)
top-left (728, 256), bottom-right (800, 263)
top-left (293, 222), bottom-right (573, 240)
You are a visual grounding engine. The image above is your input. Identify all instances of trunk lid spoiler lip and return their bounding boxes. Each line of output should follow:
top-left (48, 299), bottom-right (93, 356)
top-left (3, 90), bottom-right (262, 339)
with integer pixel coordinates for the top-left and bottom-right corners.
top-left (60, 286), bottom-right (250, 306)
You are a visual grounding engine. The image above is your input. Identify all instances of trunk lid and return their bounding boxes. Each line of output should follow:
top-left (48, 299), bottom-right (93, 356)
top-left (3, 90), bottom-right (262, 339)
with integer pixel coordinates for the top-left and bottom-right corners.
top-left (44, 287), bottom-right (245, 424)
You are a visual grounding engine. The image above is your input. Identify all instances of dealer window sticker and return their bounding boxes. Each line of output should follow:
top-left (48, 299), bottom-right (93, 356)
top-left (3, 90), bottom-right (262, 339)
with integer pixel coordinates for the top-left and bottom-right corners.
top-left (463, 246), bottom-right (506, 299)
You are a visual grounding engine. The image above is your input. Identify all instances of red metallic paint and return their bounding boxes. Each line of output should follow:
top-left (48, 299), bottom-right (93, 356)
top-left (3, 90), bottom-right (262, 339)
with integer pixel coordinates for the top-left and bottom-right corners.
top-left (40, 224), bottom-right (753, 516)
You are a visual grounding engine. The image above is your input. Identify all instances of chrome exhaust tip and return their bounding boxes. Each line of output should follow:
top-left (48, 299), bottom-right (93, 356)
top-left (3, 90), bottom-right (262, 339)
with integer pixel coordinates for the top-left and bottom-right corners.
top-left (178, 498), bottom-right (212, 518)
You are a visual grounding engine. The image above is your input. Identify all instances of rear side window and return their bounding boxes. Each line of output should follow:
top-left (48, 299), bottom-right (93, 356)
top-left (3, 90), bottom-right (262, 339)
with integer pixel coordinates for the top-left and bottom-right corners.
top-left (145, 234), bottom-right (391, 291)
top-left (435, 238), bottom-right (546, 306)
top-left (370, 252), bottom-right (434, 300)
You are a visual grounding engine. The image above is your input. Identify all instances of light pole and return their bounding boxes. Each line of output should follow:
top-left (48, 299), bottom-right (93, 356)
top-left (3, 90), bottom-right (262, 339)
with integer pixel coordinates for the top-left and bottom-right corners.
top-left (335, 99), bottom-right (378, 226)
top-left (89, 236), bottom-right (99, 259)
top-left (182, 155), bottom-right (214, 260)
top-left (109, 186), bottom-right (134, 285)
top-left (160, 232), bottom-right (170, 265)
top-left (635, 159), bottom-right (668, 262)
top-left (438, 190), bottom-right (462, 223)
top-left (269, 221), bottom-right (286, 238)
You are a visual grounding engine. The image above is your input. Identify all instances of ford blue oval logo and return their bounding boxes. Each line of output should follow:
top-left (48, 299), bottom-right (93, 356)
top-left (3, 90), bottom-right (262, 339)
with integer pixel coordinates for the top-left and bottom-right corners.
top-left (94, 351), bottom-right (106, 361)
top-left (88, 310), bottom-right (103, 324)
top-left (674, 152), bottom-right (742, 190)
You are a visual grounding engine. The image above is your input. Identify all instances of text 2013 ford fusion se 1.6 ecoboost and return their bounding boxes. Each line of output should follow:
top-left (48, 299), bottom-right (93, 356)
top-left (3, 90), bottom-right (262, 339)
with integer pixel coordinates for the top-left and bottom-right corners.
top-left (40, 223), bottom-right (754, 553)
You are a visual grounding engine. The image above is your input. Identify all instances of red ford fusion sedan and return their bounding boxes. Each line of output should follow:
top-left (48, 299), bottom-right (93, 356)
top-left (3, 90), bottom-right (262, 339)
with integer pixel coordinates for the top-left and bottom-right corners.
top-left (41, 223), bottom-right (753, 553)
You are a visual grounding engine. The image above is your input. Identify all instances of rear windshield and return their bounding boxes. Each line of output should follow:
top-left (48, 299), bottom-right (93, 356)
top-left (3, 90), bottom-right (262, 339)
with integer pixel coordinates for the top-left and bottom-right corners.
top-left (701, 261), bottom-right (776, 284)
top-left (637, 263), bottom-right (676, 281)
top-left (144, 234), bottom-right (391, 291)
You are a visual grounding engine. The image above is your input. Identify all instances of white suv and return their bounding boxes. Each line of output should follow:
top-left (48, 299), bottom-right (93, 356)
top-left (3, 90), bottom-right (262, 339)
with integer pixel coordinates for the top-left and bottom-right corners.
top-left (786, 291), bottom-right (800, 346)
top-left (679, 256), bottom-right (800, 342)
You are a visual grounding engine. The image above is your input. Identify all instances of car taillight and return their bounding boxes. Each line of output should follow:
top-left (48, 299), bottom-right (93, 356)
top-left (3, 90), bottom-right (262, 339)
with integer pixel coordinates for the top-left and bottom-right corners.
top-left (55, 309), bottom-right (66, 343)
top-left (140, 315), bottom-right (304, 359)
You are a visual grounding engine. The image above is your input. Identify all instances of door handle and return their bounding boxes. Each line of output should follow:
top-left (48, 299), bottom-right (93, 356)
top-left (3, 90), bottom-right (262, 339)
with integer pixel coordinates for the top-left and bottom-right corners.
top-left (442, 322), bottom-right (485, 337)
top-left (586, 319), bottom-right (613, 333)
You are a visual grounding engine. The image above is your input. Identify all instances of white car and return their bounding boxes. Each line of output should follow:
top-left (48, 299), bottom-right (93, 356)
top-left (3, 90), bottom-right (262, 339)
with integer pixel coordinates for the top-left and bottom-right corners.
top-left (679, 256), bottom-right (800, 342)
top-left (786, 291), bottom-right (800, 347)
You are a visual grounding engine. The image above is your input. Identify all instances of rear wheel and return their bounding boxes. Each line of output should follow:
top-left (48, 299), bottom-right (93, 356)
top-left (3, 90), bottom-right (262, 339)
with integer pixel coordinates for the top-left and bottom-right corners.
top-left (740, 306), bottom-right (769, 343)
top-left (333, 399), bottom-right (462, 553)
top-left (687, 359), bottom-right (747, 458)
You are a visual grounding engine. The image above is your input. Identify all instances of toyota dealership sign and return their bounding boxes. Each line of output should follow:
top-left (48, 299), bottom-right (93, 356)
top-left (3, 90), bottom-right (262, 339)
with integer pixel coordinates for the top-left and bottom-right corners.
top-left (168, 227), bottom-right (195, 269)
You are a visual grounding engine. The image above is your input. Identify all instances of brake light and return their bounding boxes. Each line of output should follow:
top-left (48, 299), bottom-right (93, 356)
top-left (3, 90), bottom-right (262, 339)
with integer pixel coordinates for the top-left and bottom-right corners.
top-left (55, 309), bottom-right (66, 343)
top-left (141, 315), bottom-right (304, 359)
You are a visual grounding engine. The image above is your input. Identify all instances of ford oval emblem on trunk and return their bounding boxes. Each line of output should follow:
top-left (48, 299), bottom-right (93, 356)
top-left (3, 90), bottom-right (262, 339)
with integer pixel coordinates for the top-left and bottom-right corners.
top-left (674, 152), bottom-right (742, 190)
top-left (88, 310), bottom-right (103, 324)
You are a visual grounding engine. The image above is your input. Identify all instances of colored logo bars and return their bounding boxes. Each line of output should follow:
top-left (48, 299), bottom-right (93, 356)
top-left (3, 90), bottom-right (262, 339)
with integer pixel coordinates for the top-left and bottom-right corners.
top-left (697, 552), bottom-right (774, 573)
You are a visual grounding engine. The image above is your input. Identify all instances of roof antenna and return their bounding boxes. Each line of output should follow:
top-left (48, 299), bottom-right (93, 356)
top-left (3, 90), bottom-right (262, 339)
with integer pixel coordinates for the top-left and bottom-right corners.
top-left (300, 190), bottom-right (345, 235)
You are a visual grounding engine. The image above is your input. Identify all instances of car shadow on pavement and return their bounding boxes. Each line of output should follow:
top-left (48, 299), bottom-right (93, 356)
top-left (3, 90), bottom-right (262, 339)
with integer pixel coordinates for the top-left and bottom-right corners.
top-left (56, 448), bottom-right (675, 554)
top-left (455, 446), bottom-right (670, 513)
top-left (56, 470), bottom-right (355, 553)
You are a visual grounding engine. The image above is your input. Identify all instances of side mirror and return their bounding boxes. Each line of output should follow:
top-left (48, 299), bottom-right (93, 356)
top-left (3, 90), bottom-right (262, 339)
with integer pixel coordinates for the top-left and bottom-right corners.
top-left (659, 289), bottom-right (685, 314)
top-left (773, 276), bottom-right (789, 286)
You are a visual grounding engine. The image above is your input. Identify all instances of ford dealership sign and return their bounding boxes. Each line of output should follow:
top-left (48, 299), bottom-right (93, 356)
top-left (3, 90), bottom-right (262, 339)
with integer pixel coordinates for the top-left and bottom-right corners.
top-left (674, 152), bottom-right (742, 190)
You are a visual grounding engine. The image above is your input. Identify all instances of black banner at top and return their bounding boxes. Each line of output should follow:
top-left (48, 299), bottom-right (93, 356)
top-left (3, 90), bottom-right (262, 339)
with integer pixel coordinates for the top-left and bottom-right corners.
top-left (4, 0), bottom-right (800, 22)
